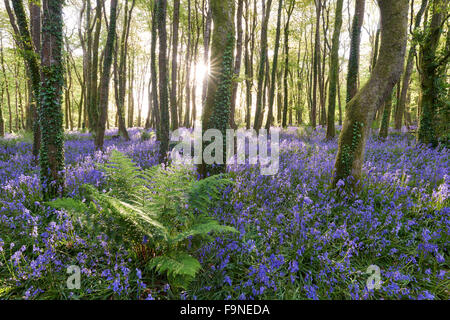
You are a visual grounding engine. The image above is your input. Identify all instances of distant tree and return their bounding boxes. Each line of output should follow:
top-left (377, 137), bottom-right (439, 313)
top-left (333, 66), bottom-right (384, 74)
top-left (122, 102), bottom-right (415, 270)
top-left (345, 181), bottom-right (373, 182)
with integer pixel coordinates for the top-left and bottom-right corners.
top-left (326, 0), bottom-right (344, 139)
top-left (333, 0), bottom-right (409, 188)
top-left (394, 0), bottom-right (428, 131)
top-left (265, 0), bottom-right (283, 130)
top-left (230, 0), bottom-right (244, 129)
top-left (95, 0), bottom-right (118, 150)
top-left (253, 0), bottom-right (272, 131)
top-left (170, 0), bottom-right (180, 130)
top-left (9, 0), bottom-right (41, 159)
top-left (282, 0), bottom-right (295, 128)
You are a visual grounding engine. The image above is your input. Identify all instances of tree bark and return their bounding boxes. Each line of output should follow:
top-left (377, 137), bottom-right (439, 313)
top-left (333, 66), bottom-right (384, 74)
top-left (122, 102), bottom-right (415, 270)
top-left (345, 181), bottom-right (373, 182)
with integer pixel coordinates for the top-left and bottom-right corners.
top-left (40, 0), bottom-right (65, 199)
top-left (333, 0), bottom-right (409, 188)
top-left (170, 0), bottom-right (180, 130)
top-left (157, 0), bottom-right (170, 163)
top-left (253, 0), bottom-right (272, 131)
top-left (326, 0), bottom-right (344, 139)
top-left (395, 0), bottom-right (428, 130)
top-left (265, 0), bottom-right (283, 129)
top-left (345, 0), bottom-right (365, 103)
top-left (200, 0), bottom-right (235, 177)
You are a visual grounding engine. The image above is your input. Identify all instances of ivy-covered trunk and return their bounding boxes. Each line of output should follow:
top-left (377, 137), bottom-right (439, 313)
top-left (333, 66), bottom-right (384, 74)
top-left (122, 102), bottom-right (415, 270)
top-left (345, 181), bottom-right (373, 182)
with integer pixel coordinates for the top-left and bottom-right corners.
top-left (333, 0), bottom-right (409, 188)
top-left (40, 0), bottom-right (65, 199)
top-left (199, 0), bottom-right (235, 177)
top-left (95, 0), bottom-right (118, 150)
top-left (10, 0), bottom-right (41, 160)
top-left (417, 0), bottom-right (447, 146)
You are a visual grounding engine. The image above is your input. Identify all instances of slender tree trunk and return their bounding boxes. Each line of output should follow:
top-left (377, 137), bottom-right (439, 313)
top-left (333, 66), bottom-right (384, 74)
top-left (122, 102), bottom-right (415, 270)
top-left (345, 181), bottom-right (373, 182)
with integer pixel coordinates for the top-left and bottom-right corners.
top-left (157, 0), bottom-right (170, 163)
top-left (230, 0), bottom-right (244, 129)
top-left (282, 0), bottom-right (294, 128)
top-left (150, 0), bottom-right (160, 134)
top-left (253, 0), bottom-right (272, 131)
top-left (265, 0), bottom-right (283, 129)
top-left (346, 0), bottom-right (365, 103)
top-left (95, 0), bottom-right (117, 150)
top-left (395, 0), bottom-right (428, 130)
top-left (311, 0), bottom-right (322, 128)
top-left (170, 0), bottom-right (180, 130)
top-left (326, 0), bottom-right (344, 139)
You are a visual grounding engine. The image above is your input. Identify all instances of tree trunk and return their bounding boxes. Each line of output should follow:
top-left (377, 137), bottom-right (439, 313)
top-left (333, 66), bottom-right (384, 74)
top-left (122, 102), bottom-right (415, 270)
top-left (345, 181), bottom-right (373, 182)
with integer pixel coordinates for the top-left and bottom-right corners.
top-left (326, 0), bottom-right (344, 139)
top-left (10, 0), bottom-right (41, 159)
top-left (395, 0), bottom-right (428, 130)
top-left (253, 0), bottom-right (272, 131)
top-left (170, 0), bottom-right (180, 130)
top-left (417, 0), bottom-right (447, 146)
top-left (265, 0), bottom-right (283, 129)
top-left (282, 0), bottom-right (295, 128)
top-left (199, 0), bottom-right (235, 177)
top-left (345, 0), bottom-right (365, 103)
top-left (157, 0), bottom-right (170, 163)
top-left (95, 0), bottom-right (117, 150)
top-left (40, 0), bottom-right (65, 199)
top-left (230, 0), bottom-right (244, 129)
top-left (379, 89), bottom-right (393, 139)
top-left (333, 0), bottom-right (408, 188)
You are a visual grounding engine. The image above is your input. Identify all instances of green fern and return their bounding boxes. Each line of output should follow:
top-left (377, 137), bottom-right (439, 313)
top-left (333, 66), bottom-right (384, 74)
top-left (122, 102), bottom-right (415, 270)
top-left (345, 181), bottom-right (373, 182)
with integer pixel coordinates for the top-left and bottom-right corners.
top-left (48, 151), bottom-right (237, 290)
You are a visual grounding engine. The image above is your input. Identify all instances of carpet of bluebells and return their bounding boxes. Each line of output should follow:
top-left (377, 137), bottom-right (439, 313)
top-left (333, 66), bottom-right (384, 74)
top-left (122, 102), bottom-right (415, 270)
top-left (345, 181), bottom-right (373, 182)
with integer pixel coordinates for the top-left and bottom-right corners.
top-left (0, 127), bottom-right (448, 300)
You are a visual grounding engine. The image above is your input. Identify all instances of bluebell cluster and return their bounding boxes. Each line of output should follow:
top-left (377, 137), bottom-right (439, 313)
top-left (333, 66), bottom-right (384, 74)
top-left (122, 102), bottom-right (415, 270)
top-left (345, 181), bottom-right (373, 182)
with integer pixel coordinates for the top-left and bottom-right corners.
top-left (0, 126), bottom-right (448, 300)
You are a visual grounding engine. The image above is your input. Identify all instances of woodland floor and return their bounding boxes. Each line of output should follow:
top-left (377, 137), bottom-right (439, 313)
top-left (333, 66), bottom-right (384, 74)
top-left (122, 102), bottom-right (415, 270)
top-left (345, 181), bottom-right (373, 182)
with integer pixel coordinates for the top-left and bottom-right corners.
top-left (0, 127), bottom-right (448, 300)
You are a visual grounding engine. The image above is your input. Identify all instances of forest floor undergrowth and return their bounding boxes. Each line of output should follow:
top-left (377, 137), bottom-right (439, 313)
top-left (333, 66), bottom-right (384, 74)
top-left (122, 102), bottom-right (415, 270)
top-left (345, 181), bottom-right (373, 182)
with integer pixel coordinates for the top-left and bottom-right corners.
top-left (0, 127), bottom-right (448, 300)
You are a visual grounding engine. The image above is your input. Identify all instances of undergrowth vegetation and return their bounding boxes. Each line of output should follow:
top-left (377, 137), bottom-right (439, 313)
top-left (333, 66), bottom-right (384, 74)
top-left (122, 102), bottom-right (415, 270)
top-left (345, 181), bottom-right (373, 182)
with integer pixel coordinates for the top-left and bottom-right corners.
top-left (0, 127), bottom-right (448, 300)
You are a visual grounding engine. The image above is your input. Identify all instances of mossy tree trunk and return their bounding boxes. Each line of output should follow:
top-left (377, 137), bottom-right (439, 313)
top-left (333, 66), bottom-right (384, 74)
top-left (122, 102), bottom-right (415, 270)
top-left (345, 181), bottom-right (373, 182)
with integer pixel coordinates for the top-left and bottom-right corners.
top-left (10, 0), bottom-right (41, 159)
top-left (326, 0), bottom-right (344, 140)
top-left (417, 0), bottom-right (448, 146)
top-left (95, 0), bottom-right (117, 150)
top-left (40, 0), bottom-right (65, 199)
top-left (333, 0), bottom-right (409, 188)
top-left (199, 0), bottom-right (235, 178)
top-left (346, 0), bottom-right (365, 103)
top-left (379, 89), bottom-right (393, 139)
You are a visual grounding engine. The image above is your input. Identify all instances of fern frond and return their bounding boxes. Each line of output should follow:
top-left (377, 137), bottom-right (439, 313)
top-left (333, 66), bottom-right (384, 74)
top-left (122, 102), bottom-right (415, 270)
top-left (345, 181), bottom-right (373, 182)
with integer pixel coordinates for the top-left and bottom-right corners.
top-left (147, 252), bottom-right (201, 280)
